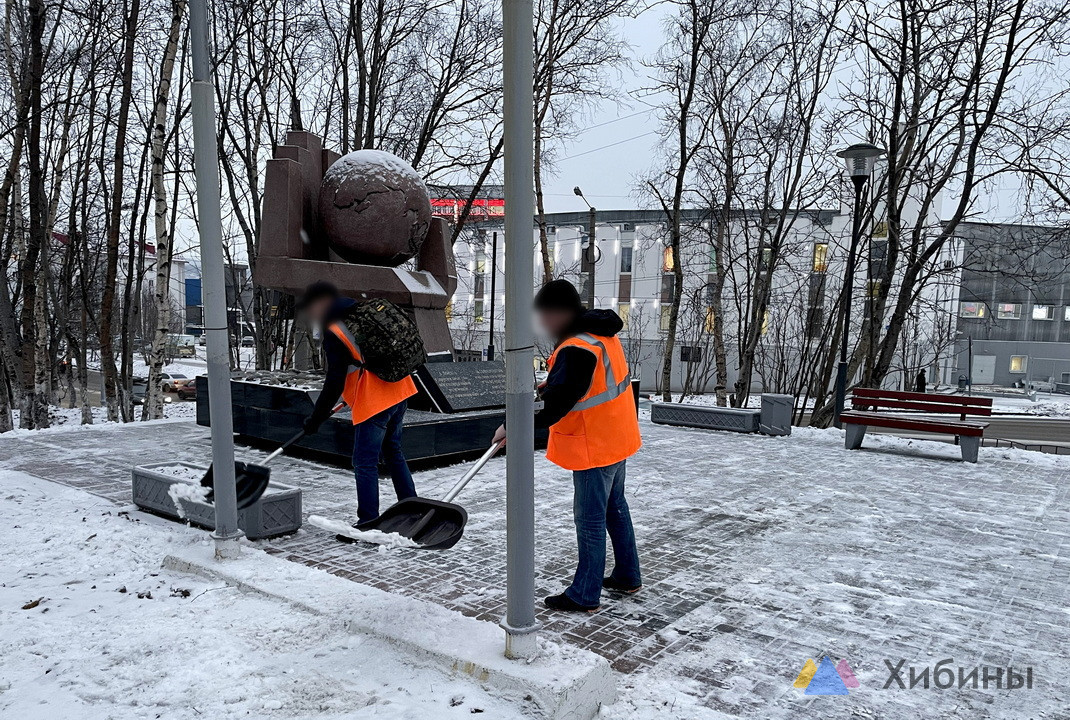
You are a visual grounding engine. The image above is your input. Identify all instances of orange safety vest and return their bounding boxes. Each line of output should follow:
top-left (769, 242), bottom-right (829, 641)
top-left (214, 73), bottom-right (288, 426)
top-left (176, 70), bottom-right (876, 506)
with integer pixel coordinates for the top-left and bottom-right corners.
top-left (328, 321), bottom-right (416, 425)
top-left (545, 332), bottom-right (642, 471)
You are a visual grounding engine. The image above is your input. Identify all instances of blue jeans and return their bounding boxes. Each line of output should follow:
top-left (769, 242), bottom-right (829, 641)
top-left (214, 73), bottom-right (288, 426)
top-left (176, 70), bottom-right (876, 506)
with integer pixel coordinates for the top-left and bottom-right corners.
top-left (352, 400), bottom-right (416, 524)
top-left (565, 459), bottom-right (641, 607)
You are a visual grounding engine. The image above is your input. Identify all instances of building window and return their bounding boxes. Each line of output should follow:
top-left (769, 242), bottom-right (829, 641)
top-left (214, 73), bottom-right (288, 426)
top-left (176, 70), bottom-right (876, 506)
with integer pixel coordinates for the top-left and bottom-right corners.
top-left (759, 245), bottom-right (773, 270)
top-left (959, 301), bottom-right (985, 318)
top-left (474, 249), bottom-right (487, 275)
top-left (1065, 306), bottom-right (1070, 322)
top-left (1032, 305), bottom-right (1054, 320)
top-left (474, 300), bottom-right (485, 323)
top-left (996, 303), bottom-right (1021, 319)
top-left (812, 243), bottom-right (828, 273)
top-left (1009, 355), bottom-right (1028, 373)
top-left (660, 273), bottom-right (675, 303)
top-left (618, 302), bottom-right (630, 330)
top-left (660, 305), bottom-right (672, 331)
top-left (620, 244), bottom-right (633, 274)
top-left (704, 307), bottom-right (716, 334)
top-left (662, 246), bottom-right (674, 272)
top-left (708, 244), bottom-right (718, 272)
top-left (445, 301), bottom-right (454, 322)
top-left (761, 309), bottom-right (770, 336)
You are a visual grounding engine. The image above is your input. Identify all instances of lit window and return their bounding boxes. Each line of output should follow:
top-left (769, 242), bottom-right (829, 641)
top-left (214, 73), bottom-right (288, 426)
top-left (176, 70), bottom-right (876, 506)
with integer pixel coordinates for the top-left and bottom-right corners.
top-left (812, 243), bottom-right (828, 273)
top-left (618, 302), bottom-right (630, 330)
top-left (996, 303), bottom-right (1021, 319)
top-left (1009, 355), bottom-right (1028, 373)
top-left (474, 250), bottom-right (486, 275)
top-left (959, 302), bottom-right (985, 318)
top-left (704, 307), bottom-right (716, 334)
top-left (1032, 305), bottom-right (1054, 320)
top-left (662, 246), bottom-right (674, 272)
top-left (660, 306), bottom-right (672, 331)
top-left (474, 300), bottom-right (485, 323)
top-left (445, 302), bottom-right (454, 322)
top-left (761, 309), bottom-right (770, 336)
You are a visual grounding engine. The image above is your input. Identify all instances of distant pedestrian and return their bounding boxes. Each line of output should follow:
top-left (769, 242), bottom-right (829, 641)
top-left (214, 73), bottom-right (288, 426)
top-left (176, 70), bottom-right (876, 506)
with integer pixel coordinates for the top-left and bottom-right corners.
top-left (298, 281), bottom-right (418, 527)
top-left (915, 369), bottom-right (927, 394)
top-left (493, 280), bottom-right (642, 613)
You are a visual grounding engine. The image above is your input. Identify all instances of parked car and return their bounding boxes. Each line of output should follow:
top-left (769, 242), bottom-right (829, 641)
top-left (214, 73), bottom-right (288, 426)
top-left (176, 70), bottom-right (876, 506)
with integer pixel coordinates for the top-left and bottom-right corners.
top-left (177, 377), bottom-right (198, 400)
top-left (240, 335), bottom-right (256, 348)
top-left (160, 372), bottom-right (190, 393)
top-left (167, 334), bottom-right (197, 358)
top-left (197, 334), bottom-right (207, 346)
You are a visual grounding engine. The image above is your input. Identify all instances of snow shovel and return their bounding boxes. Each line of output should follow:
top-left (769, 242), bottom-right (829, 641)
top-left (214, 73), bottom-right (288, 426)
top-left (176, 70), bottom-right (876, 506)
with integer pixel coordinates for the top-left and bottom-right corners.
top-left (361, 441), bottom-right (503, 550)
top-left (202, 402), bottom-right (345, 509)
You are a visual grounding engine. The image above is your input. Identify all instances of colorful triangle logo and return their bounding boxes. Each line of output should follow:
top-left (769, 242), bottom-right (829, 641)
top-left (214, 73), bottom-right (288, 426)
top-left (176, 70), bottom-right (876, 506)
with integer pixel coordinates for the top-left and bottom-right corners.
top-left (794, 655), bottom-right (856, 695)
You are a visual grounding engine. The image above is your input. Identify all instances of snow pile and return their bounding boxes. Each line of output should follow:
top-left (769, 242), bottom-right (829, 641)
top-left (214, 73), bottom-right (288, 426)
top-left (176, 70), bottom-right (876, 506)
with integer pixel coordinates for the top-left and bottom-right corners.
top-left (0, 471), bottom-right (525, 720)
top-left (166, 477), bottom-right (210, 517)
top-left (308, 515), bottom-right (421, 549)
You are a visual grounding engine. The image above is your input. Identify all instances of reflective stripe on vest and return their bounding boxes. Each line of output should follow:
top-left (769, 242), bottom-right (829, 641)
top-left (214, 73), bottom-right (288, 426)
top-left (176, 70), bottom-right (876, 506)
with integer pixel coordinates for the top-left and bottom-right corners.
top-left (568, 333), bottom-right (632, 412)
top-left (330, 321), bottom-right (365, 371)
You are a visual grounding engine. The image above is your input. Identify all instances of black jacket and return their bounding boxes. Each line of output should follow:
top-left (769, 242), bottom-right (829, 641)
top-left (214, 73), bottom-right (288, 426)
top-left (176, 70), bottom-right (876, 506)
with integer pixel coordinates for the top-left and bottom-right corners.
top-left (307, 297), bottom-right (357, 429)
top-left (534, 309), bottom-right (625, 430)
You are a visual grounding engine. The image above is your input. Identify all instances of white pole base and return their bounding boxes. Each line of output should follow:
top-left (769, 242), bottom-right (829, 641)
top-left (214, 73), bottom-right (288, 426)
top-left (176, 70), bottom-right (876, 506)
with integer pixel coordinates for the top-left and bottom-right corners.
top-left (502, 622), bottom-right (540, 661)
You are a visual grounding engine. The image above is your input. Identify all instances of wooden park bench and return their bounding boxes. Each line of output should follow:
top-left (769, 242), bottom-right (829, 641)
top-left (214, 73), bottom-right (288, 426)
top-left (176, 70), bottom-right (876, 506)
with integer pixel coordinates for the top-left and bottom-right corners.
top-left (841, 388), bottom-right (993, 462)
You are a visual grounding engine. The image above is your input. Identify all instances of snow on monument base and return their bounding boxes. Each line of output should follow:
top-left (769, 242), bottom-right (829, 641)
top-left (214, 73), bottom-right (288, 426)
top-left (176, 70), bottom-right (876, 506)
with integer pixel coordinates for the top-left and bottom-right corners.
top-left (131, 462), bottom-right (302, 539)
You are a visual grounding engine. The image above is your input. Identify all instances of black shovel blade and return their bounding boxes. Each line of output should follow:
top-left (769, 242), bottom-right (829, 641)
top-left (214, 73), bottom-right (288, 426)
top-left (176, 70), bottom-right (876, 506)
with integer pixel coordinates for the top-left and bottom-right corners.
top-left (362, 497), bottom-right (468, 550)
top-left (201, 461), bottom-right (272, 510)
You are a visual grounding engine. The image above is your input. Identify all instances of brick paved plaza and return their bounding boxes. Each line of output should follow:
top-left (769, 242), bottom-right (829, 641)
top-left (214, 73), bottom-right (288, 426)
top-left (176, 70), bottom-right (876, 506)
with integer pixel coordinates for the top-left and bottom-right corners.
top-left (2, 416), bottom-right (1068, 719)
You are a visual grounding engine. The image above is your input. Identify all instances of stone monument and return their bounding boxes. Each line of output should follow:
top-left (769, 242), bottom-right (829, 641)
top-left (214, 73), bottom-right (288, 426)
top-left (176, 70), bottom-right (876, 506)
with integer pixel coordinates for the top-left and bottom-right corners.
top-left (196, 132), bottom-right (543, 466)
top-left (254, 132), bottom-right (456, 357)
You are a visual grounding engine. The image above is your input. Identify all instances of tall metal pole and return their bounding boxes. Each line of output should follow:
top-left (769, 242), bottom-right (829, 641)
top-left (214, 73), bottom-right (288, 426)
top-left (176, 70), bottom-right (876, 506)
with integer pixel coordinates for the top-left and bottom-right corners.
top-left (487, 231), bottom-right (498, 361)
top-left (501, 0), bottom-right (539, 659)
top-left (587, 206), bottom-right (597, 309)
top-left (189, 0), bottom-right (241, 556)
top-left (834, 175), bottom-right (867, 428)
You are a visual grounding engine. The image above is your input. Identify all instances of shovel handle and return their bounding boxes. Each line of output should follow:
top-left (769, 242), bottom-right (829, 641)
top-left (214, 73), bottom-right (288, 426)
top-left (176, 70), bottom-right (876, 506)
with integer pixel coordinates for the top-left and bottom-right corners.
top-left (441, 441), bottom-right (503, 504)
top-left (263, 402), bottom-right (346, 465)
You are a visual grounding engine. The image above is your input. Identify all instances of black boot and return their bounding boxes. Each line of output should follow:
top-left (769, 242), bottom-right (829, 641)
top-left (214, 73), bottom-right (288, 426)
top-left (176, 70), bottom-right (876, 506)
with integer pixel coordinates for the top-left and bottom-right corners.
top-left (603, 577), bottom-right (642, 594)
top-left (544, 592), bottom-right (599, 613)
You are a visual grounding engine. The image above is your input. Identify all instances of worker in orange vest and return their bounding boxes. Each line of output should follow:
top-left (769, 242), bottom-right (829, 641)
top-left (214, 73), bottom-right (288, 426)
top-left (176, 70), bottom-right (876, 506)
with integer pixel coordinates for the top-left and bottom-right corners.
top-left (298, 282), bottom-right (418, 528)
top-left (494, 280), bottom-right (642, 612)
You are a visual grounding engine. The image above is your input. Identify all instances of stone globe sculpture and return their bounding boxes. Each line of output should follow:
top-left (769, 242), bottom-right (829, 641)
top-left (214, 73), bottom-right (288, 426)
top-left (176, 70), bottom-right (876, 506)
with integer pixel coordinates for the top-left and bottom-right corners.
top-left (318, 149), bottom-right (432, 266)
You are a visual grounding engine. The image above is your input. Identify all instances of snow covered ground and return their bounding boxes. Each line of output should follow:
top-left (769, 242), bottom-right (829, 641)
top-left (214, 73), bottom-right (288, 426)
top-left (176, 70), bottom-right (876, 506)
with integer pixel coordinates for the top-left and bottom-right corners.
top-left (0, 470), bottom-right (527, 720)
top-left (2, 414), bottom-right (1069, 718)
top-left (9, 401), bottom-right (196, 433)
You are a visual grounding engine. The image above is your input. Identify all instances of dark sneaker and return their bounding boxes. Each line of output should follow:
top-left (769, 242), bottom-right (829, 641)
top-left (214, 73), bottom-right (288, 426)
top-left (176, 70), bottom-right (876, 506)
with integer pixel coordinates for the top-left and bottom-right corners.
top-left (603, 577), bottom-right (642, 594)
top-left (544, 593), bottom-right (599, 613)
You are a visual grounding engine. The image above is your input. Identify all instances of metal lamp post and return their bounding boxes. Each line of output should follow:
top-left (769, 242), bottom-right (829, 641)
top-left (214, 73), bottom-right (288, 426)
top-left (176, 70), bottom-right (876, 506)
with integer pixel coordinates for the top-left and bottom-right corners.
top-left (501, 0), bottom-right (539, 659)
top-left (573, 186), bottom-right (597, 309)
top-left (833, 142), bottom-right (885, 428)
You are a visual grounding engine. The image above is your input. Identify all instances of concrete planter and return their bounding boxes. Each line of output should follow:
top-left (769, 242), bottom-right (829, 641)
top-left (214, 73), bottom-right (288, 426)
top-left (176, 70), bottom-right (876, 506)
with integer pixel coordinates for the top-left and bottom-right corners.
top-left (650, 402), bottom-right (761, 433)
top-left (131, 461), bottom-right (302, 540)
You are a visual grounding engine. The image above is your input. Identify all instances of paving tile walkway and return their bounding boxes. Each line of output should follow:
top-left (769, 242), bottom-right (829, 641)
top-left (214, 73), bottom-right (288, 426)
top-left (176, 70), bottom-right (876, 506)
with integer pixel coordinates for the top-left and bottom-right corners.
top-left (3, 415), bottom-right (1069, 718)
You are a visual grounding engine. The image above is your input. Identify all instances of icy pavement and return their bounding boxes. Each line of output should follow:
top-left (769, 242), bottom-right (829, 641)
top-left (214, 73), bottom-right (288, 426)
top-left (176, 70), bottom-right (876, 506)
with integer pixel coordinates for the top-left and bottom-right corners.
top-left (1, 416), bottom-right (1069, 718)
top-left (0, 471), bottom-right (525, 719)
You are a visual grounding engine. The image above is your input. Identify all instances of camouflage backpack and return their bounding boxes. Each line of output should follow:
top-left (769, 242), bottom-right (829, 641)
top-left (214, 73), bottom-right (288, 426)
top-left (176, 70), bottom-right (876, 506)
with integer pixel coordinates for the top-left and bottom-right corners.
top-left (340, 299), bottom-right (426, 382)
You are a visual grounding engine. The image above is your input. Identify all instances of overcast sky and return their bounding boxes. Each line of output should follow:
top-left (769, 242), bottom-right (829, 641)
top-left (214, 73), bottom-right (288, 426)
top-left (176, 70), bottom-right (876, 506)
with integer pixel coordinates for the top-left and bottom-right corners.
top-left (538, 9), bottom-right (669, 215)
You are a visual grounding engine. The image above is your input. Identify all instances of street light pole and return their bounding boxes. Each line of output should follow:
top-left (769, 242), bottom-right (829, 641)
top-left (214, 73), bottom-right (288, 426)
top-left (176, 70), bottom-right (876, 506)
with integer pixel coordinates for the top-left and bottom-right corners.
top-left (833, 143), bottom-right (885, 428)
top-left (189, 0), bottom-right (241, 555)
top-left (574, 186), bottom-right (596, 309)
top-left (501, 0), bottom-right (539, 660)
top-left (487, 231), bottom-right (498, 361)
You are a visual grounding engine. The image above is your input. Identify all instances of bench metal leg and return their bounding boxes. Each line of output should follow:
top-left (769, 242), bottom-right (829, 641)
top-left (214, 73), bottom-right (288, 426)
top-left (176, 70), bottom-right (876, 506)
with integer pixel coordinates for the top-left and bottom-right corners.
top-left (845, 423), bottom-right (867, 450)
top-left (959, 435), bottom-right (980, 463)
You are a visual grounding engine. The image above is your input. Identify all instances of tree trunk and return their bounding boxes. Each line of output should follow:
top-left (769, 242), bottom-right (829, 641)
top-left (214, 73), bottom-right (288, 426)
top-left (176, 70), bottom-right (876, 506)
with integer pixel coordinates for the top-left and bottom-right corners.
top-left (98, 0), bottom-right (141, 421)
top-left (144, 0), bottom-right (186, 420)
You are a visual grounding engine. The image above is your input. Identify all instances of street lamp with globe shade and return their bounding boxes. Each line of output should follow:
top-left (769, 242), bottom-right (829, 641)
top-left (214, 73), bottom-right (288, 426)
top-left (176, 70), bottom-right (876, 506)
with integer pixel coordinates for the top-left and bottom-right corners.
top-left (833, 142), bottom-right (886, 428)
